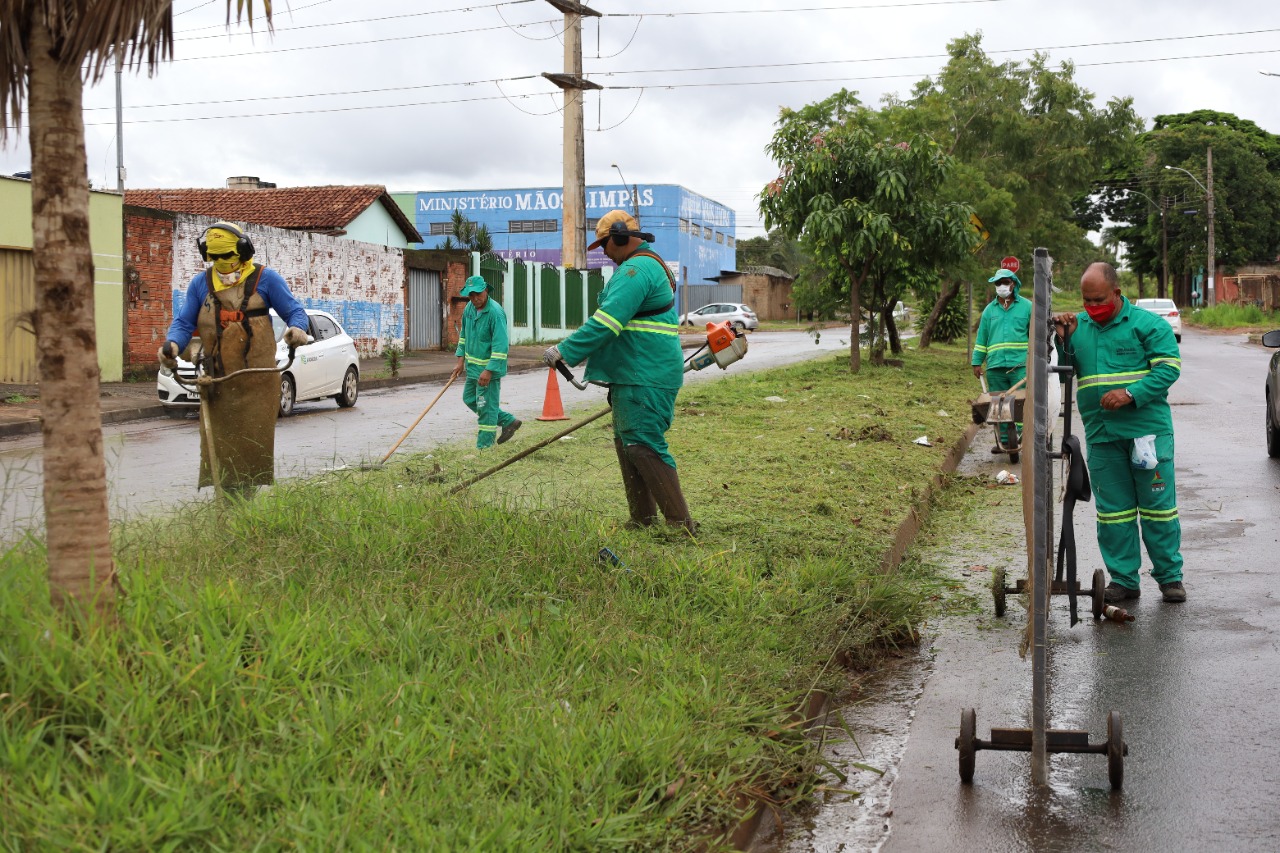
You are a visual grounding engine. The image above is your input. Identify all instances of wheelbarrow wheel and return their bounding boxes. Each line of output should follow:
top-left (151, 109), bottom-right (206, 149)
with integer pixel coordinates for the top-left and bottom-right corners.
top-left (1107, 710), bottom-right (1125, 790)
top-left (992, 567), bottom-right (1007, 617)
top-left (957, 708), bottom-right (977, 784)
top-left (1008, 451), bottom-right (1020, 464)
top-left (1092, 569), bottom-right (1106, 619)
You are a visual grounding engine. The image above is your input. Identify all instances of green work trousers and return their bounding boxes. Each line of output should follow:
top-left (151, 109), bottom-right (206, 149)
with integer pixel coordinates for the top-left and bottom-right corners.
top-left (1088, 432), bottom-right (1183, 590)
top-left (609, 384), bottom-right (679, 468)
top-left (986, 366), bottom-right (1025, 445)
top-left (463, 376), bottom-right (516, 449)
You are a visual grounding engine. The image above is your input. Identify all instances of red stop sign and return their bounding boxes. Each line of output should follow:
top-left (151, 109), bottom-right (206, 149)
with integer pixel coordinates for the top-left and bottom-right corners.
top-left (1000, 256), bottom-right (1021, 274)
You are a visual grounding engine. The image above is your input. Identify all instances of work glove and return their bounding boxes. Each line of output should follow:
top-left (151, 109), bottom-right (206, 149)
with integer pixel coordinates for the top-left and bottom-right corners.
top-left (159, 341), bottom-right (180, 371)
top-left (283, 326), bottom-right (309, 349)
top-left (542, 345), bottom-right (562, 368)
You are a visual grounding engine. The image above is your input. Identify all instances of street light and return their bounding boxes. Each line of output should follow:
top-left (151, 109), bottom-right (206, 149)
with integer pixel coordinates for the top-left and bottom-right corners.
top-left (610, 163), bottom-right (641, 224)
top-left (1123, 189), bottom-right (1169, 300)
top-left (1164, 162), bottom-right (1215, 307)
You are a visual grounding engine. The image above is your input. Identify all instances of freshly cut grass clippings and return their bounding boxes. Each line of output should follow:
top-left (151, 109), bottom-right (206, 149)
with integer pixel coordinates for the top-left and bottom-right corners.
top-left (1, 344), bottom-right (979, 851)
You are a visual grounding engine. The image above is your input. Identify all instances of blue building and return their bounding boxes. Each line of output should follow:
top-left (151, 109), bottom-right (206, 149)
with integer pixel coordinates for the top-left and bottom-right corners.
top-left (393, 184), bottom-right (736, 287)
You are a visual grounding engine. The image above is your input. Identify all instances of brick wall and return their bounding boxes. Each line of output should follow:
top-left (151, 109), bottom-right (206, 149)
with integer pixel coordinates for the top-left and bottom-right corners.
top-left (124, 208), bottom-right (176, 366)
top-left (443, 260), bottom-right (469, 349)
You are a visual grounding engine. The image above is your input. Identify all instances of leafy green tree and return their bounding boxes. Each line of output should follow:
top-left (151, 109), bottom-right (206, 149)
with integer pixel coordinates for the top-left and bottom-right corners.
top-left (888, 34), bottom-right (1141, 321)
top-left (0, 2), bottom-right (269, 618)
top-left (760, 89), bottom-right (976, 372)
top-left (440, 209), bottom-right (495, 256)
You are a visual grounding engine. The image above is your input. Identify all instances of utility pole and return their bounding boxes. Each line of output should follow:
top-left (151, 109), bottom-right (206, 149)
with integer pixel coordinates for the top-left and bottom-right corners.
top-left (542, 1), bottom-right (601, 270)
top-left (1161, 198), bottom-right (1169, 301)
top-left (114, 48), bottom-right (125, 192)
top-left (1206, 146), bottom-right (1215, 307)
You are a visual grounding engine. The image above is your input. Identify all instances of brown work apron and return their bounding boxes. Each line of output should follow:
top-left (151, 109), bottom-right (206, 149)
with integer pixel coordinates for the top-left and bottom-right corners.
top-left (194, 270), bottom-right (280, 490)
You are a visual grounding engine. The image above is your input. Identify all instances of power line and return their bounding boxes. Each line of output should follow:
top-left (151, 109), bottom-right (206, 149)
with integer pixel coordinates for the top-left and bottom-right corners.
top-left (602, 0), bottom-right (1007, 16)
top-left (174, 1), bottom-right (536, 42)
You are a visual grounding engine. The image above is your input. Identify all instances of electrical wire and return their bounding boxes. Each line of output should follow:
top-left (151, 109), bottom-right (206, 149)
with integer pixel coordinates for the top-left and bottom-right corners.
top-left (590, 90), bottom-right (645, 132)
top-left (496, 3), bottom-right (567, 41)
top-left (603, 0), bottom-right (1007, 16)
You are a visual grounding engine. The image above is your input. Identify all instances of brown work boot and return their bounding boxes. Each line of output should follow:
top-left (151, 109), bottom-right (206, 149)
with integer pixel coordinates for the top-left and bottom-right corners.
top-left (1159, 581), bottom-right (1187, 603)
top-left (497, 419), bottom-right (522, 445)
top-left (1103, 582), bottom-right (1140, 603)
top-left (624, 444), bottom-right (697, 535)
top-left (615, 439), bottom-right (657, 528)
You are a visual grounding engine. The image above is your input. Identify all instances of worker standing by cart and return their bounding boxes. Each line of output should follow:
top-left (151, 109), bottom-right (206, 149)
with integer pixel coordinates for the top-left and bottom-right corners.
top-left (1053, 262), bottom-right (1185, 604)
top-left (542, 210), bottom-right (694, 534)
top-left (160, 221), bottom-right (310, 493)
top-left (972, 267), bottom-right (1031, 453)
top-left (450, 276), bottom-right (522, 449)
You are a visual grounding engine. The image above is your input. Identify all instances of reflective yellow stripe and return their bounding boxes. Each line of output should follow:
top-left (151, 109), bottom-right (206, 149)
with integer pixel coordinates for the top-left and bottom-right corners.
top-left (973, 344), bottom-right (989, 353)
top-left (1139, 507), bottom-right (1179, 521)
top-left (592, 309), bottom-right (623, 335)
top-left (1150, 357), bottom-right (1181, 370)
top-left (489, 352), bottom-right (508, 361)
top-left (1077, 370), bottom-right (1149, 390)
top-left (987, 342), bottom-right (1028, 351)
top-left (465, 355), bottom-right (489, 366)
top-left (624, 320), bottom-right (680, 336)
top-left (1097, 508), bottom-right (1138, 524)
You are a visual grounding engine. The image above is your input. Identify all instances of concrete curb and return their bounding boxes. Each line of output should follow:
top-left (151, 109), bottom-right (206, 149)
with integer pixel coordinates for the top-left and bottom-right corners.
top-left (730, 419), bottom-right (982, 851)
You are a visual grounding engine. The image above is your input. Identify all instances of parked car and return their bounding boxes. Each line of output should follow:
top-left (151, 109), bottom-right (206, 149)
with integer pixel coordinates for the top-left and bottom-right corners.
top-left (1262, 329), bottom-right (1280, 457)
top-left (157, 308), bottom-right (360, 417)
top-left (1133, 298), bottom-right (1182, 343)
top-left (678, 303), bottom-right (759, 332)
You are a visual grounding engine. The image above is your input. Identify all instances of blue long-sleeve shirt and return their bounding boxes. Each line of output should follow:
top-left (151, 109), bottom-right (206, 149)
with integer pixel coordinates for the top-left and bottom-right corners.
top-left (166, 267), bottom-right (308, 351)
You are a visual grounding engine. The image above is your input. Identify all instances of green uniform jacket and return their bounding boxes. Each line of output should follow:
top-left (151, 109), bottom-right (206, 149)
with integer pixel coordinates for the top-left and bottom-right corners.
top-left (971, 294), bottom-right (1032, 369)
top-left (557, 243), bottom-right (683, 389)
top-left (454, 299), bottom-right (510, 379)
top-left (1057, 297), bottom-right (1181, 444)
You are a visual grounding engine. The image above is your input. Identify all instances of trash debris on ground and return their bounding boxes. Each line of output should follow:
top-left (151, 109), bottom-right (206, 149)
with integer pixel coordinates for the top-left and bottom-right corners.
top-left (913, 435), bottom-right (933, 446)
top-left (995, 469), bottom-right (1020, 485)
top-left (764, 395), bottom-right (787, 403)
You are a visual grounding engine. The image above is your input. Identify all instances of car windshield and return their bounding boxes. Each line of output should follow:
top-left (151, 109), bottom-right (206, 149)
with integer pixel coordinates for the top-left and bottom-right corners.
top-left (1138, 300), bottom-right (1176, 310)
top-left (740, 305), bottom-right (753, 313)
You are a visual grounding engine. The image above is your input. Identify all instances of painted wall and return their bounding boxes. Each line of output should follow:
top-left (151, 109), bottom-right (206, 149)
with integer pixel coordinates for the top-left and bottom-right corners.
top-left (343, 202), bottom-right (413, 249)
top-left (0, 176), bottom-right (124, 381)
top-left (126, 208), bottom-right (408, 364)
top-left (392, 184), bottom-right (737, 290)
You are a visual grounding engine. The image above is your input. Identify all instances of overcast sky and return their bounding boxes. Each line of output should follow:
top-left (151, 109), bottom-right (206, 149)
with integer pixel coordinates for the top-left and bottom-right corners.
top-left (3, 0), bottom-right (1279, 238)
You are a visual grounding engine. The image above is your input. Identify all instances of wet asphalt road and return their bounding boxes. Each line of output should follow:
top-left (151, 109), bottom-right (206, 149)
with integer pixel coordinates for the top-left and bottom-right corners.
top-left (0, 330), bottom-right (848, 539)
top-left (779, 328), bottom-right (1280, 852)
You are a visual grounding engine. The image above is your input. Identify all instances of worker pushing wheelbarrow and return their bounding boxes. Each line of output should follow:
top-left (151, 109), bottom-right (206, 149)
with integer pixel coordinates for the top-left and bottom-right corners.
top-left (971, 266), bottom-right (1031, 463)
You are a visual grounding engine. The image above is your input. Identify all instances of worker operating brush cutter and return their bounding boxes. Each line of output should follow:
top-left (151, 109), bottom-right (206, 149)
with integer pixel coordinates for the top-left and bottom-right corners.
top-left (449, 211), bottom-right (747, 522)
top-left (161, 221), bottom-right (310, 494)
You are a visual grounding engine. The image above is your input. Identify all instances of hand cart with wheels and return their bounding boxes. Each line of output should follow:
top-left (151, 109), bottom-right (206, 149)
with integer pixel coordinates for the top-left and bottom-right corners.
top-left (970, 375), bottom-right (1025, 464)
top-left (958, 247), bottom-right (1128, 790)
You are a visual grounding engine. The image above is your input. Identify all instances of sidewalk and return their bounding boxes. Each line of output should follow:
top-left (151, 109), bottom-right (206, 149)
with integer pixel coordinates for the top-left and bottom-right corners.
top-left (0, 345), bottom-right (551, 440)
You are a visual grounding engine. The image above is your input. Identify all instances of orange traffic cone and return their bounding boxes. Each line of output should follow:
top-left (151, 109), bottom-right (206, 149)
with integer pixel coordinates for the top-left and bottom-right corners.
top-left (536, 366), bottom-right (570, 421)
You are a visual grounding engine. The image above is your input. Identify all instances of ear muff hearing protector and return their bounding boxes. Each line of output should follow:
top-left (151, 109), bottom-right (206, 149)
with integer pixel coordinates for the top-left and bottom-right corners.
top-left (197, 221), bottom-right (255, 262)
top-left (608, 219), bottom-right (656, 246)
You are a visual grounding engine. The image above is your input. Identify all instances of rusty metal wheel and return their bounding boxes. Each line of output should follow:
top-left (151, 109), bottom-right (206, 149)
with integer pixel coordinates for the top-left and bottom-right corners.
top-left (1107, 710), bottom-right (1125, 790)
top-left (957, 708), bottom-right (977, 784)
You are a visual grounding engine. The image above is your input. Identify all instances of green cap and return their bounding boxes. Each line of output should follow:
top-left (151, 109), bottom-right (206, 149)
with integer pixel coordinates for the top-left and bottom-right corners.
top-left (988, 269), bottom-right (1021, 287)
top-left (461, 275), bottom-right (488, 296)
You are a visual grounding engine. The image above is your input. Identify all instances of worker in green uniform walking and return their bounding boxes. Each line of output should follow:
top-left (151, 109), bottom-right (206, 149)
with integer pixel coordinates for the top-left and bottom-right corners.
top-left (451, 276), bottom-right (521, 449)
top-left (1054, 262), bottom-right (1185, 603)
top-left (972, 267), bottom-right (1031, 452)
top-left (542, 209), bottom-right (694, 534)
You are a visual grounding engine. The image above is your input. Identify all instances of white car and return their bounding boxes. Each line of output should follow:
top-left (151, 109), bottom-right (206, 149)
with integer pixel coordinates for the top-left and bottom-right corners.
top-left (157, 308), bottom-right (360, 417)
top-left (1133, 298), bottom-right (1182, 343)
top-left (678, 302), bottom-right (759, 332)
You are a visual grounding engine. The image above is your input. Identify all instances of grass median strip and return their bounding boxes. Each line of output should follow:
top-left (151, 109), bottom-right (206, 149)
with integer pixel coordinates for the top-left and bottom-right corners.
top-left (2, 343), bottom-right (980, 850)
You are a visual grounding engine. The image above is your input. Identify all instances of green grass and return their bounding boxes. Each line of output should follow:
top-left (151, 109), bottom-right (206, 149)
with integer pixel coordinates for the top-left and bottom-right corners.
top-left (1, 344), bottom-right (981, 851)
top-left (1186, 303), bottom-right (1280, 330)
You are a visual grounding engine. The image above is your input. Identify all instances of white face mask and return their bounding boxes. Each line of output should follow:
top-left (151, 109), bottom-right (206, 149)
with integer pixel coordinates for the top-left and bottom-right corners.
top-left (996, 284), bottom-right (1012, 298)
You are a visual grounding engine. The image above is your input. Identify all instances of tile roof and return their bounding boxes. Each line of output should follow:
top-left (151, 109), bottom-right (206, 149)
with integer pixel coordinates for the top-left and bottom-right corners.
top-left (124, 184), bottom-right (420, 243)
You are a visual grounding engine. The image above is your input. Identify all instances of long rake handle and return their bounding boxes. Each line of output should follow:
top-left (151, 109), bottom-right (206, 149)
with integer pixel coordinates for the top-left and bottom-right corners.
top-left (381, 375), bottom-right (457, 463)
top-left (447, 405), bottom-right (612, 495)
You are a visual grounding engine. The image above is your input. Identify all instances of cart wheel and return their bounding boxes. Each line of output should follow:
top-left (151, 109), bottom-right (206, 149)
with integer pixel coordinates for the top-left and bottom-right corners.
top-left (957, 708), bottom-right (977, 784)
top-left (1092, 569), bottom-right (1106, 620)
top-left (1008, 451), bottom-right (1020, 464)
top-left (1107, 710), bottom-right (1124, 790)
top-left (992, 567), bottom-right (1007, 617)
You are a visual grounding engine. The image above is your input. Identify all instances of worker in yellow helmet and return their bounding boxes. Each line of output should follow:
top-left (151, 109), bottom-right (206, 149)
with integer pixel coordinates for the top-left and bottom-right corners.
top-left (160, 221), bottom-right (310, 493)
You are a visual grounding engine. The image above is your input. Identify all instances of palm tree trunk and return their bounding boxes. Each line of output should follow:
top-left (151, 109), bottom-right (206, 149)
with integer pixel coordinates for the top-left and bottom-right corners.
top-left (28, 23), bottom-right (116, 617)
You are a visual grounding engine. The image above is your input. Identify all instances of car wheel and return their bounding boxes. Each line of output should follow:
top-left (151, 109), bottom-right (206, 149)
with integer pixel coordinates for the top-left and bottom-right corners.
top-left (336, 366), bottom-right (359, 408)
top-left (732, 321), bottom-right (746, 334)
top-left (1268, 392), bottom-right (1280, 458)
top-left (279, 374), bottom-right (296, 417)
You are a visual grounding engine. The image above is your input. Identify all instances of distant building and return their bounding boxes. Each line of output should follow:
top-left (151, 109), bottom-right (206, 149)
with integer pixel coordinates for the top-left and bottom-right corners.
top-left (392, 183), bottom-right (736, 288)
